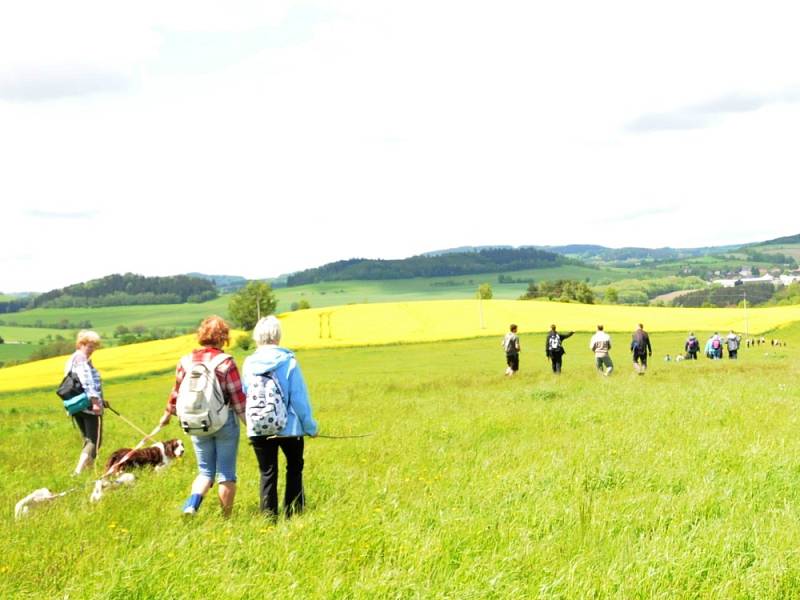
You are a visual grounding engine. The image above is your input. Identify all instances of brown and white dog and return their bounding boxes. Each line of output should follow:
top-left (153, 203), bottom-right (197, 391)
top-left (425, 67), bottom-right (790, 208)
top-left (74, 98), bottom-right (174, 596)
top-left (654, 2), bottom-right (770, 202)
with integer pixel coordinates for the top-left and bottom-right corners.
top-left (91, 440), bottom-right (186, 503)
top-left (104, 439), bottom-right (185, 475)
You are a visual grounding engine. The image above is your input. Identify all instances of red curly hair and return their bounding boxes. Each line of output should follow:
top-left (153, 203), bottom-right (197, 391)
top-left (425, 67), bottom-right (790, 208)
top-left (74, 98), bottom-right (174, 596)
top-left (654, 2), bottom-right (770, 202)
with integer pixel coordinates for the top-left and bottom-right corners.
top-left (197, 315), bottom-right (230, 348)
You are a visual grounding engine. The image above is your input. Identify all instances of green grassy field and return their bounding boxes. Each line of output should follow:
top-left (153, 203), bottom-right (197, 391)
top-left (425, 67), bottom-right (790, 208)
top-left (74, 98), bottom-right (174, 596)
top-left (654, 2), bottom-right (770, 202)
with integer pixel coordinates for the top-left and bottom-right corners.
top-left (0, 325), bottom-right (72, 343)
top-left (1, 296), bottom-right (231, 336)
top-left (2, 324), bottom-right (800, 598)
top-left (0, 343), bottom-right (34, 364)
top-left (273, 265), bottom-right (633, 308)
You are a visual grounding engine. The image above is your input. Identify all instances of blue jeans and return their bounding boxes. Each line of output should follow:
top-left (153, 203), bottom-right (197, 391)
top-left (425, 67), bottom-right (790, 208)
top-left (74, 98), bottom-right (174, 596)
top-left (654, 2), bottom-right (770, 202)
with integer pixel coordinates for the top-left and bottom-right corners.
top-left (191, 411), bottom-right (240, 483)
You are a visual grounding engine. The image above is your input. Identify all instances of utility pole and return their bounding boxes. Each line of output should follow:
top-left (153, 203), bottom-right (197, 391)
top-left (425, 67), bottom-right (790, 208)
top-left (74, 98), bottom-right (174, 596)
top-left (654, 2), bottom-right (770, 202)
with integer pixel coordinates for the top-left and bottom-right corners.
top-left (743, 289), bottom-right (748, 337)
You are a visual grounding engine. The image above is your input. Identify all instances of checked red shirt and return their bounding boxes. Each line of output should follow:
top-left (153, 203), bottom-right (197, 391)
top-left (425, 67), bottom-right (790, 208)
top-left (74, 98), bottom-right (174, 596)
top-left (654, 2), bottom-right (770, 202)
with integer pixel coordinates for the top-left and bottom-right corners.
top-left (166, 347), bottom-right (246, 416)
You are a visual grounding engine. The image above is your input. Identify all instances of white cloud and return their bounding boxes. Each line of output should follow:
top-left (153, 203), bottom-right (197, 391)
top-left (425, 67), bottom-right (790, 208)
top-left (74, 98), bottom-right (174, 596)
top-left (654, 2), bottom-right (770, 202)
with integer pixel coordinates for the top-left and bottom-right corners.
top-left (2, 1), bottom-right (800, 291)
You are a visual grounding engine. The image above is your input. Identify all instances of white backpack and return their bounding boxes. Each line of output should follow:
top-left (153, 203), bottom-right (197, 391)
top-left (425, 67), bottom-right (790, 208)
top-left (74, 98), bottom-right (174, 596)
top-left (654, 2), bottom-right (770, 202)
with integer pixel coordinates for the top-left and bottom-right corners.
top-left (548, 334), bottom-right (562, 351)
top-left (176, 353), bottom-right (231, 436)
top-left (245, 371), bottom-right (288, 438)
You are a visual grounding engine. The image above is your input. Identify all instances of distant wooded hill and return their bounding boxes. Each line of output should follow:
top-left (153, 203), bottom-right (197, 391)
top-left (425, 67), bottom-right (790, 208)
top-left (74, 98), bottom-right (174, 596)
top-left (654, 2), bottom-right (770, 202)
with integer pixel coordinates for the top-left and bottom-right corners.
top-left (540, 244), bottom-right (739, 262)
top-left (758, 233), bottom-right (800, 246)
top-left (32, 273), bottom-right (218, 309)
top-left (186, 273), bottom-right (248, 293)
top-left (286, 247), bottom-right (571, 286)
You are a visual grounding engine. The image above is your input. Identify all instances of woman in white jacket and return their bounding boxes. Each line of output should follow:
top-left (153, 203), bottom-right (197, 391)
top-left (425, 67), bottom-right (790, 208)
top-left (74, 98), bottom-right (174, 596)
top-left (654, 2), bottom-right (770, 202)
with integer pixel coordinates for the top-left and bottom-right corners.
top-left (66, 330), bottom-right (106, 475)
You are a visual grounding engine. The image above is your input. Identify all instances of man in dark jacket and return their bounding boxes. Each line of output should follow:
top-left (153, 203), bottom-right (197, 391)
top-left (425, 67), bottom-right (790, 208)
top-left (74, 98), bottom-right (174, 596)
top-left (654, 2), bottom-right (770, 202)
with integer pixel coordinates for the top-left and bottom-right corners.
top-left (631, 323), bottom-right (653, 375)
top-left (545, 324), bottom-right (574, 374)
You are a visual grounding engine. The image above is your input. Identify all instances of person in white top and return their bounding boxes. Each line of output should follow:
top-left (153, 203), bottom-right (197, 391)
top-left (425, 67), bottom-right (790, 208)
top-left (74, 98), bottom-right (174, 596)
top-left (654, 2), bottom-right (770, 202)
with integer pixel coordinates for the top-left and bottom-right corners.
top-left (589, 324), bottom-right (613, 376)
top-left (501, 324), bottom-right (521, 376)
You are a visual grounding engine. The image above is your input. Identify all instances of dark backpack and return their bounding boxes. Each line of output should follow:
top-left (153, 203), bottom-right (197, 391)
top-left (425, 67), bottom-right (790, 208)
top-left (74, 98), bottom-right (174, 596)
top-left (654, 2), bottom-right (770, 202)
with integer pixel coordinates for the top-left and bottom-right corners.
top-left (687, 338), bottom-right (699, 351)
top-left (632, 332), bottom-right (645, 353)
top-left (504, 334), bottom-right (518, 353)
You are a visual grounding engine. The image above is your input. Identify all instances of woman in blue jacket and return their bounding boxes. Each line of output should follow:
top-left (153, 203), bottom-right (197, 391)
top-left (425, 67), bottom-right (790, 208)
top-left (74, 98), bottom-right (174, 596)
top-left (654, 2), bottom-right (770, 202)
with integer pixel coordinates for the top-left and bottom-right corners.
top-left (242, 316), bottom-right (318, 517)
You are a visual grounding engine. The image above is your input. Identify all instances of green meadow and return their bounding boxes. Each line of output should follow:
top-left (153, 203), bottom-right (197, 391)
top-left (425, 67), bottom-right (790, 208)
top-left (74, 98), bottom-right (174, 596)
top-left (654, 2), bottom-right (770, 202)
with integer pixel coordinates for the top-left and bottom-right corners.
top-left (2, 325), bottom-right (800, 598)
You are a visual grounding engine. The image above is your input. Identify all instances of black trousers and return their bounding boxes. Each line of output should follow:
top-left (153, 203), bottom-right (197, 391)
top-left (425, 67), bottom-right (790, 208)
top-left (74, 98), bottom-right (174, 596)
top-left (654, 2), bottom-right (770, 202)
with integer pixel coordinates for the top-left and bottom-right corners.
top-left (73, 413), bottom-right (102, 459)
top-left (251, 436), bottom-right (305, 517)
top-left (550, 354), bottom-right (563, 373)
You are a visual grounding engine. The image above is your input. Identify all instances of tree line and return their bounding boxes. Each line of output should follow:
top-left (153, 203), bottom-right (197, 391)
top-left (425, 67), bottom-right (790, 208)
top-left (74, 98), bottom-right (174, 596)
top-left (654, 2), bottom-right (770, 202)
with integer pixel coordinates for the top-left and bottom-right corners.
top-left (519, 280), bottom-right (595, 304)
top-left (31, 273), bottom-right (218, 309)
top-left (286, 248), bottom-right (570, 286)
top-left (672, 282), bottom-right (776, 308)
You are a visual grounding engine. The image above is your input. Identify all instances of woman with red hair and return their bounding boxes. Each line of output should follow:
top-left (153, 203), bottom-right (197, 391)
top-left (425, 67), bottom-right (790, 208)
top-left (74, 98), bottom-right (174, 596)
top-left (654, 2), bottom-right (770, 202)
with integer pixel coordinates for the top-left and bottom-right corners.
top-left (159, 316), bottom-right (246, 517)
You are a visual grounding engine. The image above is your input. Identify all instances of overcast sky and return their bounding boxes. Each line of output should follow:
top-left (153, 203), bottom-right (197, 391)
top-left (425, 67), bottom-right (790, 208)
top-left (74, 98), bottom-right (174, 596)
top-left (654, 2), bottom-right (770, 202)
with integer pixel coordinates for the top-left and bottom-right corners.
top-left (2, 1), bottom-right (800, 292)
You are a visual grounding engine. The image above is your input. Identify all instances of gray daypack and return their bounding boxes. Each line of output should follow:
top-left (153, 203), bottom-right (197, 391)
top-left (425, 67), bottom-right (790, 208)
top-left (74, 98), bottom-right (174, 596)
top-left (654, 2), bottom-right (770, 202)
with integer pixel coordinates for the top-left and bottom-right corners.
top-left (175, 353), bottom-right (231, 436)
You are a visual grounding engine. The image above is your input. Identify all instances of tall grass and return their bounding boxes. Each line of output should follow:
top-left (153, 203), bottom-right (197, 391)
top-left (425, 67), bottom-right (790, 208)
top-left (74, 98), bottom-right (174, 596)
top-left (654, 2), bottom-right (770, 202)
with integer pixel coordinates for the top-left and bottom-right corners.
top-left (2, 327), bottom-right (800, 598)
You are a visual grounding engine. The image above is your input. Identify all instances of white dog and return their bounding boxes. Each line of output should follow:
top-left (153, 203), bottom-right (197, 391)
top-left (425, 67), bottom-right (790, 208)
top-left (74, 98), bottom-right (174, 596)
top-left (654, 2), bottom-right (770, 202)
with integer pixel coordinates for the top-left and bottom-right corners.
top-left (15, 488), bottom-right (70, 519)
top-left (90, 472), bottom-right (136, 503)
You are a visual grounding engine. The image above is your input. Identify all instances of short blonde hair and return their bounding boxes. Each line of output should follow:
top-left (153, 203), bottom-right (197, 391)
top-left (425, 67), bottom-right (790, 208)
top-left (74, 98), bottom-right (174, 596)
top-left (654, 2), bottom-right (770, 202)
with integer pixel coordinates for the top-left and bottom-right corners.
top-left (253, 316), bottom-right (281, 346)
top-left (76, 330), bottom-right (101, 349)
top-left (197, 315), bottom-right (230, 348)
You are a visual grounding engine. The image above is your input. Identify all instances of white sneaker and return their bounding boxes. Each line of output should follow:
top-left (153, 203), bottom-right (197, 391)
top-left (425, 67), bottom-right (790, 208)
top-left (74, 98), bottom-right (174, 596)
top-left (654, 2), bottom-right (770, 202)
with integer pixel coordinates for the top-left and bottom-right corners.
top-left (182, 506), bottom-right (196, 516)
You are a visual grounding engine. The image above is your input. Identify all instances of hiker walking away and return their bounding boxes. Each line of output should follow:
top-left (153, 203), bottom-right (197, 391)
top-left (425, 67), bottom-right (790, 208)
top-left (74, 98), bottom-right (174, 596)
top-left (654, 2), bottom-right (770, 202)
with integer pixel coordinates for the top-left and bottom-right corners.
top-left (711, 332), bottom-right (723, 359)
top-left (726, 330), bottom-right (741, 359)
top-left (243, 316), bottom-right (318, 518)
top-left (685, 332), bottom-right (700, 360)
top-left (502, 324), bottom-right (521, 376)
top-left (630, 323), bottom-right (652, 375)
top-left (158, 316), bottom-right (246, 517)
top-left (67, 330), bottom-right (107, 475)
top-left (545, 324), bottom-right (574, 374)
top-left (589, 324), bottom-right (613, 376)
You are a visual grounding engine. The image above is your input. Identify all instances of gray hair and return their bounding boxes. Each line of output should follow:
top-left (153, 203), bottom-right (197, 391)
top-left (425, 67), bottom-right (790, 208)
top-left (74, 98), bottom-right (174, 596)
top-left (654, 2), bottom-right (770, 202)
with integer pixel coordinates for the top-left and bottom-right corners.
top-left (253, 316), bottom-right (281, 346)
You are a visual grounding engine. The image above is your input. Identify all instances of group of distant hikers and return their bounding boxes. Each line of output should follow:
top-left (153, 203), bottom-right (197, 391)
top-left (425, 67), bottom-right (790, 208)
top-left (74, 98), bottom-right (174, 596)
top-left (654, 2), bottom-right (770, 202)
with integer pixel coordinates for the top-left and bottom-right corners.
top-left (502, 323), bottom-right (747, 377)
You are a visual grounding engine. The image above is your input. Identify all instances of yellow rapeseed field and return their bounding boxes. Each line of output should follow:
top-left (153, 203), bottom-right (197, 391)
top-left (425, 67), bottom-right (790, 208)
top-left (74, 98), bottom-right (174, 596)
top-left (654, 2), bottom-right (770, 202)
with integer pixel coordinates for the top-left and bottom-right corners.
top-left (2, 299), bottom-right (799, 393)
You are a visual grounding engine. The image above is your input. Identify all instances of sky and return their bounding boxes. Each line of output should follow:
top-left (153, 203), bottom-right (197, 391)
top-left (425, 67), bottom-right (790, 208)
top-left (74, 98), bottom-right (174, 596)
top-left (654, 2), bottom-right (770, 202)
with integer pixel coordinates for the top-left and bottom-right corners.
top-left (2, 1), bottom-right (800, 292)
